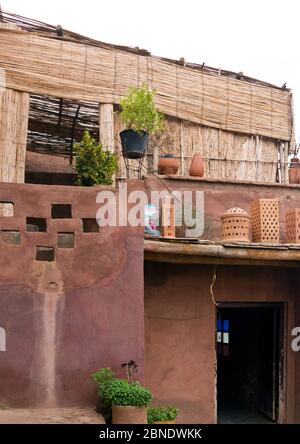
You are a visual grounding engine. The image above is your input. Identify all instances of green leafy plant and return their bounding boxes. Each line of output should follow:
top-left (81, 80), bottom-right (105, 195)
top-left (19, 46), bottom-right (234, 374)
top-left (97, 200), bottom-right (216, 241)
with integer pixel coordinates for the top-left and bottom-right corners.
top-left (119, 83), bottom-right (164, 134)
top-left (147, 406), bottom-right (179, 424)
top-left (91, 367), bottom-right (116, 423)
top-left (92, 362), bottom-right (151, 416)
top-left (74, 130), bottom-right (118, 186)
top-left (91, 368), bottom-right (116, 399)
top-left (104, 379), bottom-right (152, 407)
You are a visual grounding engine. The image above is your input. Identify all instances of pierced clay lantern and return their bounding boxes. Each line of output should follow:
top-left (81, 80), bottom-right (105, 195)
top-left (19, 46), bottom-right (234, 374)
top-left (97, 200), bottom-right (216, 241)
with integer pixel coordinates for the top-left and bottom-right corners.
top-left (286, 208), bottom-right (300, 244)
top-left (251, 199), bottom-right (279, 243)
top-left (221, 207), bottom-right (250, 242)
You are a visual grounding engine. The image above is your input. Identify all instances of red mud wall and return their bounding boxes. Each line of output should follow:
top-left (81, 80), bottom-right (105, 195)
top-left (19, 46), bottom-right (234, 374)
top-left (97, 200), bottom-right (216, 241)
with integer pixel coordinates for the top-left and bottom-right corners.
top-left (144, 177), bottom-right (300, 242)
top-left (144, 262), bottom-right (296, 424)
top-left (0, 181), bottom-right (144, 407)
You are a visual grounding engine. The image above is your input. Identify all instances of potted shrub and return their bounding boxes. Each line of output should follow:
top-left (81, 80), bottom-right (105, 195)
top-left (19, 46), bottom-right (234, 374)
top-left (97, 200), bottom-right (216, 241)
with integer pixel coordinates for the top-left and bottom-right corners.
top-left (73, 130), bottom-right (118, 186)
top-left (119, 83), bottom-right (164, 159)
top-left (91, 367), bottom-right (116, 424)
top-left (93, 361), bottom-right (152, 424)
top-left (147, 406), bottom-right (179, 424)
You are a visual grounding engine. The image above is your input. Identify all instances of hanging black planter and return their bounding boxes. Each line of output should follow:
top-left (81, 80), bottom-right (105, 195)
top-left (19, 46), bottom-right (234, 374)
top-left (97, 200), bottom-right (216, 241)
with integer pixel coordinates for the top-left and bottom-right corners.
top-left (120, 129), bottom-right (149, 159)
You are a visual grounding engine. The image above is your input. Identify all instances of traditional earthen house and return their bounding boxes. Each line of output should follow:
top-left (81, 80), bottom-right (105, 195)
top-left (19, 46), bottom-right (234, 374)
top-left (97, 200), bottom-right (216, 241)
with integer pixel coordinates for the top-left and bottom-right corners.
top-left (0, 11), bottom-right (299, 424)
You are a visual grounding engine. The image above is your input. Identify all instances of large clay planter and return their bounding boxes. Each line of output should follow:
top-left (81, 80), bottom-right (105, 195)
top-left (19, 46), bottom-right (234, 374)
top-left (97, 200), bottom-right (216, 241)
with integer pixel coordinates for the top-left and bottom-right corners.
top-left (189, 153), bottom-right (205, 177)
top-left (112, 405), bottom-right (147, 424)
top-left (158, 156), bottom-right (179, 175)
top-left (289, 158), bottom-right (300, 184)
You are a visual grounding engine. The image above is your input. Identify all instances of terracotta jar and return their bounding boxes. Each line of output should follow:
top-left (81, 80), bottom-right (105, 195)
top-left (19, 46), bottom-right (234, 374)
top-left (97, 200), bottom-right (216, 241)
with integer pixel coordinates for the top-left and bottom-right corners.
top-left (112, 405), bottom-right (147, 424)
top-left (189, 153), bottom-right (205, 177)
top-left (289, 158), bottom-right (300, 184)
top-left (158, 155), bottom-right (179, 175)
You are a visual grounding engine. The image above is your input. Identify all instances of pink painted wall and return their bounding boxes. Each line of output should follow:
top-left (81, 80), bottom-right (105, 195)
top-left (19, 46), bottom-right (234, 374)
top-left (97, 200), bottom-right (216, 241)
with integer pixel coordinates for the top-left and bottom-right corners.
top-left (0, 181), bottom-right (144, 407)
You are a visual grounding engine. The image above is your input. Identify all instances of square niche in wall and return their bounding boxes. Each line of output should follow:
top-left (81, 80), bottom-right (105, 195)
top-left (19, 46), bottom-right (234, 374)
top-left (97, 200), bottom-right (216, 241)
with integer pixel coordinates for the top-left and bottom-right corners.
top-left (82, 218), bottom-right (99, 233)
top-left (0, 202), bottom-right (14, 217)
top-left (51, 204), bottom-right (72, 219)
top-left (26, 217), bottom-right (47, 232)
top-left (1, 230), bottom-right (20, 245)
top-left (36, 246), bottom-right (55, 262)
top-left (57, 232), bottom-right (74, 248)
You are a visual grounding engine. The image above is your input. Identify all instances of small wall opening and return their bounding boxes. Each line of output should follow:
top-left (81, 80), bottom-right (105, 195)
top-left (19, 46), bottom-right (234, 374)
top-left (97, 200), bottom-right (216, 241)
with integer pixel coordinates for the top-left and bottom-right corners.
top-left (36, 246), bottom-right (55, 262)
top-left (26, 217), bottom-right (47, 232)
top-left (1, 230), bottom-right (21, 245)
top-left (0, 202), bottom-right (14, 217)
top-left (57, 232), bottom-right (74, 248)
top-left (51, 204), bottom-right (72, 219)
top-left (82, 218), bottom-right (99, 233)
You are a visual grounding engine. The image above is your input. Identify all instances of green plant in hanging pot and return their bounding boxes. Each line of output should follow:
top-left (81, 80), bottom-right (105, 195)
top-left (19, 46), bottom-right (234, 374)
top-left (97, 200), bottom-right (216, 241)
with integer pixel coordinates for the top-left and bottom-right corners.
top-left (119, 83), bottom-right (164, 159)
top-left (73, 130), bottom-right (118, 186)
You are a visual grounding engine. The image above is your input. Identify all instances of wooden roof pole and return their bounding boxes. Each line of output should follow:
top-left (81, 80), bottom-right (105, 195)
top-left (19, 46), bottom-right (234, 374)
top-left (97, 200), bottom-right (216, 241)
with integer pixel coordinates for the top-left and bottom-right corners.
top-left (99, 104), bottom-right (114, 152)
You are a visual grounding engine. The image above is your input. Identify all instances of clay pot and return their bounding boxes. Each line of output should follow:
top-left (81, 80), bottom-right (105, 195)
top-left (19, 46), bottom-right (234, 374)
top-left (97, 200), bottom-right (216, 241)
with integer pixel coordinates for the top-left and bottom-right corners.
top-left (189, 153), bottom-right (205, 177)
top-left (112, 405), bottom-right (147, 424)
top-left (158, 155), bottom-right (179, 175)
top-left (289, 158), bottom-right (300, 184)
top-left (153, 420), bottom-right (176, 424)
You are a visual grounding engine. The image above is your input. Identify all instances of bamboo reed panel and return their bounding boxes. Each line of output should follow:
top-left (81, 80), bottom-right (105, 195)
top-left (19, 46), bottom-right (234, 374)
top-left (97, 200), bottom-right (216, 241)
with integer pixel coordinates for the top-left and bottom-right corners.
top-left (0, 87), bottom-right (29, 183)
top-left (0, 28), bottom-right (292, 141)
top-left (144, 117), bottom-right (278, 183)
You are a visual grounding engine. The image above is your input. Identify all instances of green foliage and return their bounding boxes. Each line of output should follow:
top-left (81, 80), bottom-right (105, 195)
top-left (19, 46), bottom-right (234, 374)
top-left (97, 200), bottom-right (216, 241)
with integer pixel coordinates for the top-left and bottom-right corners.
top-left (104, 379), bottom-right (153, 407)
top-left (91, 368), bottom-right (116, 422)
top-left (91, 368), bottom-right (116, 397)
top-left (147, 406), bottom-right (179, 424)
top-left (119, 83), bottom-right (164, 135)
top-left (74, 130), bottom-right (118, 186)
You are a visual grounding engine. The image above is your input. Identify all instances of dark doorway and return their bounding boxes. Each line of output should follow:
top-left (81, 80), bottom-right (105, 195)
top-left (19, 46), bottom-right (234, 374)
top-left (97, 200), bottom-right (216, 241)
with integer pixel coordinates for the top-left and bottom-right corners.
top-left (217, 303), bottom-right (283, 424)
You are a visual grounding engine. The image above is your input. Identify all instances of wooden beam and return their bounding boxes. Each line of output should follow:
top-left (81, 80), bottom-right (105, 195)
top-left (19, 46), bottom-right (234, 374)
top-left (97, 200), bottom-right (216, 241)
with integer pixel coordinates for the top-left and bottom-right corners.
top-left (144, 239), bottom-right (300, 268)
top-left (284, 142), bottom-right (289, 183)
top-left (279, 142), bottom-right (284, 183)
top-left (99, 104), bottom-right (114, 152)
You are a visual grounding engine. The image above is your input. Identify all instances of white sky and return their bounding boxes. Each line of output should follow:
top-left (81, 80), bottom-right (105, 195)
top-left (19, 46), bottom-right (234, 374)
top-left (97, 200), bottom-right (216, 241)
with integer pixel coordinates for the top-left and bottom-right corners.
top-left (2, 0), bottom-right (300, 139)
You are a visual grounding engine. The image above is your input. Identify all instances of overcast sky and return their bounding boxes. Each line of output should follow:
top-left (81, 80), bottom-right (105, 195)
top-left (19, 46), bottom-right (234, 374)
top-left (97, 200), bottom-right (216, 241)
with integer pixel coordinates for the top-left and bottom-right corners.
top-left (2, 0), bottom-right (300, 140)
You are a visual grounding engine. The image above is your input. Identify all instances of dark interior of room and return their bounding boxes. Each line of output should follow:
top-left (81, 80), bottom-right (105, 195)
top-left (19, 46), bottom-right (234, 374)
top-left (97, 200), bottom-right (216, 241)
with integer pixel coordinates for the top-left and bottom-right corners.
top-left (217, 305), bottom-right (281, 424)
